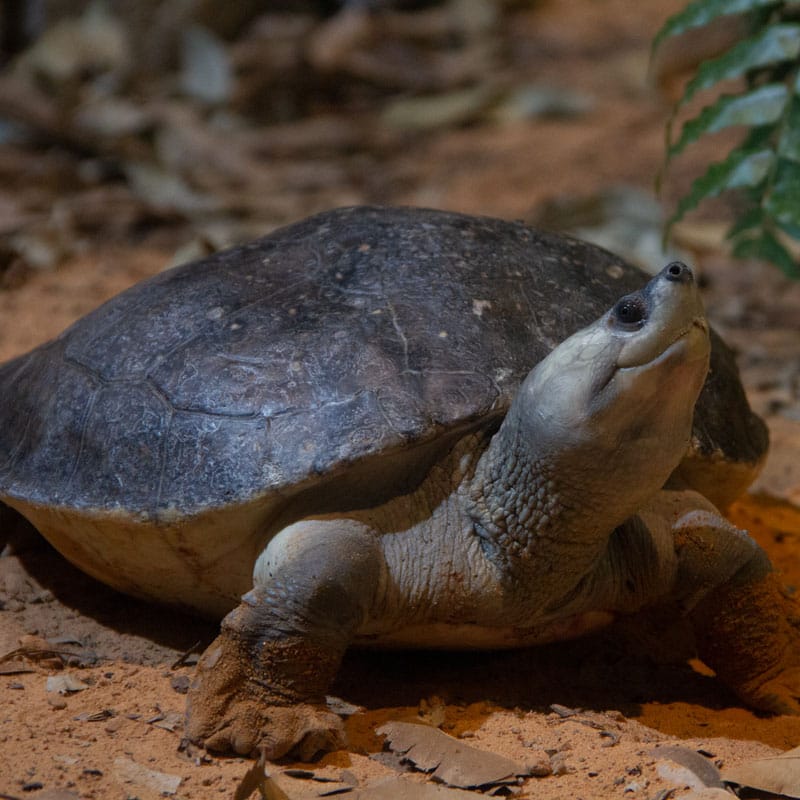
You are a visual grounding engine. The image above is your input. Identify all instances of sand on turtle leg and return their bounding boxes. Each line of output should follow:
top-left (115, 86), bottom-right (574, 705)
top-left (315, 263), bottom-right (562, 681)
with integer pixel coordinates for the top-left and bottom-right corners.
top-left (654, 489), bottom-right (800, 713)
top-left (186, 519), bottom-right (385, 759)
top-left (691, 568), bottom-right (800, 714)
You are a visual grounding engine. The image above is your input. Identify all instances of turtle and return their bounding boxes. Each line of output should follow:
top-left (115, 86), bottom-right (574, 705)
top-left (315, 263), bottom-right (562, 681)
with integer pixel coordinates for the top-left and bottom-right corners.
top-left (1, 205), bottom-right (796, 762)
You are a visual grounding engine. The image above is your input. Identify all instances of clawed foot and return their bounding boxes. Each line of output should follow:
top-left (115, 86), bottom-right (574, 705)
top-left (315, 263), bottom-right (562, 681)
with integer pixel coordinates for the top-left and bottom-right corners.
top-left (185, 631), bottom-right (346, 759)
top-left (189, 695), bottom-right (346, 760)
top-left (741, 667), bottom-right (800, 716)
top-left (693, 573), bottom-right (800, 717)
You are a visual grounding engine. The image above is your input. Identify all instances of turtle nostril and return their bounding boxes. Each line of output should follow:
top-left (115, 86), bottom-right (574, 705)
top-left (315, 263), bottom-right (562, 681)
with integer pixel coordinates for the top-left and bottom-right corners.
top-left (664, 262), bottom-right (693, 284)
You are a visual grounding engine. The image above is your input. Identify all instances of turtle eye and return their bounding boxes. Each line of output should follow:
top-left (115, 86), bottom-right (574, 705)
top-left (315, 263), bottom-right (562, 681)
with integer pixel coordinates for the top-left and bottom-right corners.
top-left (613, 295), bottom-right (647, 331)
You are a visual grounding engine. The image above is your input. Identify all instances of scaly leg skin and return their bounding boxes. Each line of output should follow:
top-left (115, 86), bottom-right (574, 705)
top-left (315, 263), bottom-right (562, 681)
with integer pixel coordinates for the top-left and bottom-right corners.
top-left (660, 491), bottom-right (800, 715)
top-left (691, 571), bottom-right (800, 715)
top-left (185, 519), bottom-right (385, 759)
top-left (185, 603), bottom-right (346, 759)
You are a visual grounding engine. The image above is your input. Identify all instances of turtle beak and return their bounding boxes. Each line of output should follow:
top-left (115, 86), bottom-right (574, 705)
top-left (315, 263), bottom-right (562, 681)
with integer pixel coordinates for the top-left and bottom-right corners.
top-left (613, 262), bottom-right (708, 371)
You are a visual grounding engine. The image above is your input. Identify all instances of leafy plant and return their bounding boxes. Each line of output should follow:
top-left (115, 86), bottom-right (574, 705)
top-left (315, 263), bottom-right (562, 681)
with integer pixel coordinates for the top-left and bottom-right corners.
top-left (656, 0), bottom-right (800, 277)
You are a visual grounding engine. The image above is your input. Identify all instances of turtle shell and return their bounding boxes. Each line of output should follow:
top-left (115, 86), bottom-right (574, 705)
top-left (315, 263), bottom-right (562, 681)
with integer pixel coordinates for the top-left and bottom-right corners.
top-left (0, 206), bottom-right (767, 613)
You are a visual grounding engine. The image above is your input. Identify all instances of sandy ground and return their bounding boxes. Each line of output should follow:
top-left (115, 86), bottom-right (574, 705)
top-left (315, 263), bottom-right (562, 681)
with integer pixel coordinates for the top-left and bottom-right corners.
top-left (2, 0), bottom-right (800, 798)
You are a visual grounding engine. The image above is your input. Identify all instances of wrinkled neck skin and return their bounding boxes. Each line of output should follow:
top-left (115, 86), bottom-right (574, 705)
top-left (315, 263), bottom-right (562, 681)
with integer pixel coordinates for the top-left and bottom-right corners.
top-left (464, 264), bottom-right (710, 603)
top-left (465, 377), bottom-right (694, 604)
top-left (467, 413), bottom-right (658, 601)
top-left (466, 408), bottom-right (680, 600)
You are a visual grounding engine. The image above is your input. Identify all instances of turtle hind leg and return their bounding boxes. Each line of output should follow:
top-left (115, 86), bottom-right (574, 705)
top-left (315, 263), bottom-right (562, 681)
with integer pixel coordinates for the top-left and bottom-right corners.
top-left (185, 518), bottom-right (385, 759)
top-left (691, 570), bottom-right (800, 715)
top-left (661, 493), bottom-right (800, 715)
top-left (633, 489), bottom-right (800, 715)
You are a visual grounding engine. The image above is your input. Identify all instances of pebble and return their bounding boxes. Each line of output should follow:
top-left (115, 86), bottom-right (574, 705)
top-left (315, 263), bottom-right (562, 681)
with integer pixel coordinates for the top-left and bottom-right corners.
top-left (527, 752), bottom-right (552, 777)
top-left (170, 674), bottom-right (191, 694)
top-left (550, 752), bottom-right (571, 776)
top-left (522, 744), bottom-right (551, 774)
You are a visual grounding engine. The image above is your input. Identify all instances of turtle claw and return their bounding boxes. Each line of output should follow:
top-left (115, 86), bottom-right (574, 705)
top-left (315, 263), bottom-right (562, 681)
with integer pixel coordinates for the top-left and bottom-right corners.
top-left (196, 700), bottom-right (346, 760)
top-left (736, 665), bottom-right (800, 717)
top-left (748, 681), bottom-right (800, 716)
top-left (185, 629), bottom-right (347, 759)
top-left (263, 705), bottom-right (347, 761)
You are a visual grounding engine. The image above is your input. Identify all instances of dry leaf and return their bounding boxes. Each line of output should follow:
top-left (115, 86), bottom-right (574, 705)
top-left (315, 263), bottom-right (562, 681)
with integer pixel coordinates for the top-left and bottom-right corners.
top-left (149, 709), bottom-right (184, 731)
top-left (46, 674), bottom-right (89, 694)
top-left (381, 87), bottom-right (495, 132)
top-left (750, 416), bottom-right (800, 506)
top-left (47, 635), bottom-right (84, 647)
top-left (377, 721), bottom-right (526, 790)
top-left (722, 745), bottom-right (800, 798)
top-left (0, 662), bottom-right (33, 675)
top-left (75, 709), bottom-right (114, 722)
top-left (180, 25), bottom-right (233, 105)
top-left (278, 767), bottom-right (356, 797)
top-left (33, 790), bottom-right (81, 800)
top-left (112, 757), bottom-right (182, 796)
top-left (491, 85), bottom-right (594, 123)
top-left (74, 98), bottom-right (154, 139)
top-left (17, 2), bottom-right (129, 84)
top-left (123, 161), bottom-right (219, 216)
top-left (325, 695), bottom-right (362, 717)
top-left (678, 790), bottom-right (733, 800)
top-left (651, 745), bottom-right (723, 788)
top-left (233, 757), bottom-right (290, 800)
top-left (352, 777), bottom-right (480, 799)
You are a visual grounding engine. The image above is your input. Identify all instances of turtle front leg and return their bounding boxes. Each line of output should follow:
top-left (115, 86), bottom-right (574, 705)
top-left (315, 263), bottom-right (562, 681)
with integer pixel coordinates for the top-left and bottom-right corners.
top-left (186, 519), bottom-right (385, 759)
top-left (660, 491), bottom-right (800, 714)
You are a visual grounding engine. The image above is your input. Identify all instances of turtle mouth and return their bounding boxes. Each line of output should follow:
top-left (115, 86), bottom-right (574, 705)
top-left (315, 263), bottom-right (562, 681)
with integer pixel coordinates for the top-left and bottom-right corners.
top-left (617, 315), bottom-right (708, 372)
top-left (594, 316), bottom-right (708, 396)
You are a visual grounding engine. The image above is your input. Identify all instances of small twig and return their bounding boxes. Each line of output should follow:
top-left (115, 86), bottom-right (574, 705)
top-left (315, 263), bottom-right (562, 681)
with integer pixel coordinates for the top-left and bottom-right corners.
top-left (0, 665), bottom-right (35, 676)
top-left (171, 640), bottom-right (202, 670)
top-left (599, 730), bottom-right (620, 747)
top-left (0, 646), bottom-right (82, 664)
top-left (651, 790), bottom-right (677, 800)
top-left (549, 703), bottom-right (579, 718)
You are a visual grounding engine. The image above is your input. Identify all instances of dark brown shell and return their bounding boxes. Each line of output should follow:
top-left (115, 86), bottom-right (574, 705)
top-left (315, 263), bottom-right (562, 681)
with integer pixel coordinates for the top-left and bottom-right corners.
top-left (0, 206), bottom-right (766, 519)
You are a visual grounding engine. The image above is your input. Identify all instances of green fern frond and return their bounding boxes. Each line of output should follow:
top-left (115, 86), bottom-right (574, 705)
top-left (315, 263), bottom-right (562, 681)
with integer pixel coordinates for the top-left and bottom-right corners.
top-left (732, 230), bottom-right (799, 275)
top-left (666, 148), bottom-right (774, 230)
top-left (654, 0), bottom-right (780, 49)
top-left (668, 84), bottom-right (787, 159)
top-left (656, 0), bottom-right (800, 277)
top-left (777, 94), bottom-right (800, 159)
top-left (679, 24), bottom-right (800, 107)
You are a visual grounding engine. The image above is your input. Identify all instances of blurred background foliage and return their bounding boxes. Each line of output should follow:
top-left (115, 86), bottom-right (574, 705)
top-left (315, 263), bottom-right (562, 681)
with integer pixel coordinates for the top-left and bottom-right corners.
top-left (0, 0), bottom-right (534, 274)
top-left (657, 0), bottom-right (800, 278)
top-left (2, 0), bottom-right (799, 279)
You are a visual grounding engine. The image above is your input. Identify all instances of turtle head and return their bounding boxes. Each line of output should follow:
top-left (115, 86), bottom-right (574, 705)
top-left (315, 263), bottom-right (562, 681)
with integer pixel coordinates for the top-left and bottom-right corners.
top-left (473, 261), bottom-right (711, 560)
top-left (517, 261), bottom-right (710, 512)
